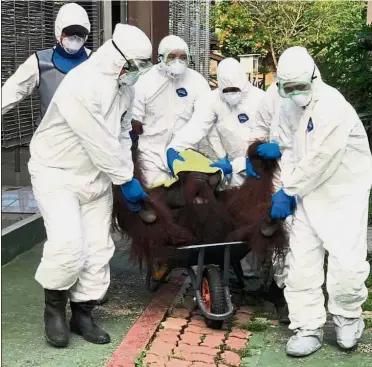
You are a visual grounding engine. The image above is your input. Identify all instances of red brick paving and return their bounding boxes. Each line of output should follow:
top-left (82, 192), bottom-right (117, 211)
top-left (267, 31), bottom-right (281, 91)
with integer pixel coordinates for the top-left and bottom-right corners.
top-left (161, 317), bottom-right (188, 331)
top-left (166, 360), bottom-right (192, 367)
top-left (174, 344), bottom-right (217, 356)
top-left (229, 328), bottom-right (252, 340)
top-left (171, 308), bottom-right (191, 318)
top-left (180, 332), bottom-right (204, 345)
top-left (105, 272), bottom-right (185, 367)
top-left (234, 312), bottom-right (251, 326)
top-left (221, 350), bottom-right (241, 366)
top-left (225, 336), bottom-right (247, 350)
top-left (200, 334), bottom-right (225, 348)
top-left (179, 352), bottom-right (215, 364)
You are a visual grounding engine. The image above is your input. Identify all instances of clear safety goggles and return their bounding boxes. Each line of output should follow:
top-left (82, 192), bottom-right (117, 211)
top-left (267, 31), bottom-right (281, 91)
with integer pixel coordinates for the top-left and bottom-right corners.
top-left (112, 40), bottom-right (153, 75)
top-left (123, 58), bottom-right (153, 76)
top-left (276, 80), bottom-right (312, 98)
top-left (275, 65), bottom-right (317, 98)
top-left (160, 50), bottom-right (190, 65)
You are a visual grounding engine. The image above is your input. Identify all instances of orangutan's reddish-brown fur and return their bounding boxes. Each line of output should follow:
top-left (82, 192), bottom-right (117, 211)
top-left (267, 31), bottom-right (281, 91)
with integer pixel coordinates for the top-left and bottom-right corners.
top-left (223, 141), bottom-right (288, 260)
top-left (112, 142), bottom-right (288, 267)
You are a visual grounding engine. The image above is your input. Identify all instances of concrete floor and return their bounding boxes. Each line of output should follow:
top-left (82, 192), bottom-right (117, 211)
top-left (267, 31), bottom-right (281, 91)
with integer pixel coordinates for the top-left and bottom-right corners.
top-left (242, 323), bottom-right (372, 366)
top-left (1, 237), bottom-right (152, 367)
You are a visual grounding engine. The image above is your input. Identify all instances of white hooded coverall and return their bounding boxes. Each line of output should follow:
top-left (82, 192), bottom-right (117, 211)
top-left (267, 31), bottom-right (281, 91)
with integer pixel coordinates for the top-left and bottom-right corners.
top-left (168, 57), bottom-right (266, 188)
top-left (28, 24), bottom-right (152, 302)
top-left (130, 35), bottom-right (211, 187)
top-left (1, 3), bottom-right (91, 116)
top-left (276, 47), bottom-right (372, 331)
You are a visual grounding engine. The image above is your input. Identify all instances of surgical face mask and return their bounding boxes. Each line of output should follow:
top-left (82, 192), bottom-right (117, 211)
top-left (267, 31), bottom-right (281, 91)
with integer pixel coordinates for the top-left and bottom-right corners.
top-left (61, 35), bottom-right (85, 54)
top-left (290, 92), bottom-right (312, 107)
top-left (164, 59), bottom-right (187, 79)
top-left (119, 72), bottom-right (139, 87)
top-left (223, 92), bottom-right (243, 106)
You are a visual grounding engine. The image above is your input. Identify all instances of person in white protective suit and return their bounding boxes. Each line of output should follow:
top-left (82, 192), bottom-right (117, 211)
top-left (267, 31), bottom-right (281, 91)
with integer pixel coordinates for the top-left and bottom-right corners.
top-left (167, 60), bottom-right (293, 322)
top-left (166, 57), bottom-right (265, 188)
top-left (268, 46), bottom-right (372, 357)
top-left (28, 23), bottom-right (153, 348)
top-left (129, 35), bottom-right (211, 187)
top-left (1, 3), bottom-right (91, 121)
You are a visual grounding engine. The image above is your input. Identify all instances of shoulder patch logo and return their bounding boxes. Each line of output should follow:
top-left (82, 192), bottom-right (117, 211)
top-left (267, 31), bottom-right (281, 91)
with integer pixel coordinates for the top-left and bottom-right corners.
top-left (238, 113), bottom-right (249, 123)
top-left (307, 118), bottom-right (314, 132)
top-left (176, 88), bottom-right (188, 97)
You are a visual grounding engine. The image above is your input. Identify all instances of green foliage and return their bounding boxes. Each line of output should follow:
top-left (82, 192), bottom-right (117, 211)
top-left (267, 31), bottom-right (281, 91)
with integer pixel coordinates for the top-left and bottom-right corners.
top-left (211, 0), bottom-right (367, 70)
top-left (316, 24), bottom-right (372, 116)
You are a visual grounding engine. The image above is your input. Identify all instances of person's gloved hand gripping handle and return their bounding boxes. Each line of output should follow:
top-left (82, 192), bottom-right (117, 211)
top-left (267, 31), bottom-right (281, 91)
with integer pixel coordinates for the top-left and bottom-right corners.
top-left (120, 178), bottom-right (148, 212)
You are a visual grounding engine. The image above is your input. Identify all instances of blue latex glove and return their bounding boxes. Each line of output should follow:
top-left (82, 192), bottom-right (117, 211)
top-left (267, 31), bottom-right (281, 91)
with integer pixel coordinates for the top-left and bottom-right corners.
top-left (270, 188), bottom-right (296, 219)
top-left (210, 157), bottom-right (233, 175)
top-left (120, 178), bottom-right (148, 212)
top-left (257, 142), bottom-right (282, 159)
top-left (246, 157), bottom-right (260, 179)
top-left (166, 148), bottom-right (185, 176)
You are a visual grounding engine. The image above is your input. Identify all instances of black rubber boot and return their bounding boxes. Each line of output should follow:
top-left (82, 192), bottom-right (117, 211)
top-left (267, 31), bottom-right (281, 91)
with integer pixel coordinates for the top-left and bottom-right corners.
top-left (265, 281), bottom-right (290, 324)
top-left (44, 289), bottom-right (69, 347)
top-left (94, 292), bottom-right (109, 306)
top-left (70, 301), bottom-right (111, 344)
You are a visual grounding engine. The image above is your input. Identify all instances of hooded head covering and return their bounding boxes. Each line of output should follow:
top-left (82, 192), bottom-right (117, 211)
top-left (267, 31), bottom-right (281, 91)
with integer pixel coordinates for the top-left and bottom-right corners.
top-left (158, 35), bottom-right (189, 60)
top-left (55, 3), bottom-right (91, 41)
top-left (276, 46), bottom-right (321, 83)
top-left (217, 58), bottom-right (250, 92)
top-left (92, 24), bottom-right (152, 78)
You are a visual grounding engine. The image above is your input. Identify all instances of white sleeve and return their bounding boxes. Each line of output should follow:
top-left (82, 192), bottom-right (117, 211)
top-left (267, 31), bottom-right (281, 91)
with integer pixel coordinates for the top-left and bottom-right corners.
top-left (282, 111), bottom-right (350, 198)
top-left (206, 126), bottom-right (226, 159)
top-left (247, 97), bottom-right (273, 143)
top-left (131, 82), bottom-right (146, 123)
top-left (168, 94), bottom-right (217, 152)
top-left (58, 90), bottom-right (133, 186)
top-left (1, 54), bottom-right (39, 115)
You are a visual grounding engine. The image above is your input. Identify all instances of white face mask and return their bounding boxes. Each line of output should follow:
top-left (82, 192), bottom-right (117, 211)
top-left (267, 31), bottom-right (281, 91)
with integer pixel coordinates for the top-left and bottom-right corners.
top-left (119, 72), bottom-right (139, 87)
top-left (223, 92), bottom-right (243, 107)
top-left (61, 36), bottom-right (85, 54)
top-left (290, 92), bottom-right (312, 107)
top-left (164, 59), bottom-right (187, 79)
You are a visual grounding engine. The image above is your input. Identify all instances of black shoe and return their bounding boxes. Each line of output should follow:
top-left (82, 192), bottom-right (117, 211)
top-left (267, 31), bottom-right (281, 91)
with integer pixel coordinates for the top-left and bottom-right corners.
top-left (70, 301), bottom-right (110, 344)
top-left (44, 289), bottom-right (69, 347)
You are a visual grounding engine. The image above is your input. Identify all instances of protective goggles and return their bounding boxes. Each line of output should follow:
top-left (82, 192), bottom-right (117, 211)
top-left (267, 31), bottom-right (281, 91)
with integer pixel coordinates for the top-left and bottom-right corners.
top-left (276, 65), bottom-right (317, 98)
top-left (112, 40), bottom-right (153, 75)
top-left (160, 50), bottom-right (190, 65)
top-left (276, 80), bottom-right (312, 98)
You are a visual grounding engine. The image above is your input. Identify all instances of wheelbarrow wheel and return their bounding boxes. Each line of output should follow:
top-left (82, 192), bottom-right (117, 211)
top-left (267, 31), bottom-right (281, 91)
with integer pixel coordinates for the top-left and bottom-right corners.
top-left (201, 265), bottom-right (225, 330)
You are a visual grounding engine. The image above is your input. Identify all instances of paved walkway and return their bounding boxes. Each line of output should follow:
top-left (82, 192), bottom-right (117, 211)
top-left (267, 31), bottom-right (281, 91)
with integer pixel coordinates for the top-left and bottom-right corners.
top-left (1, 238), bottom-right (152, 367)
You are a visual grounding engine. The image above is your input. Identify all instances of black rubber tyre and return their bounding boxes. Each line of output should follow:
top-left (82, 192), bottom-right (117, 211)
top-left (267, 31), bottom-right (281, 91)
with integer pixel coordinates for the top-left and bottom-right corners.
top-left (201, 265), bottom-right (225, 329)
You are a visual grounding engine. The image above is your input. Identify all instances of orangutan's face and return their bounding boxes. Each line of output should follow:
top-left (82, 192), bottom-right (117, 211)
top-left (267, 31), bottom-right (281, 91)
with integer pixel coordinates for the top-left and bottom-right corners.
top-left (178, 171), bottom-right (221, 205)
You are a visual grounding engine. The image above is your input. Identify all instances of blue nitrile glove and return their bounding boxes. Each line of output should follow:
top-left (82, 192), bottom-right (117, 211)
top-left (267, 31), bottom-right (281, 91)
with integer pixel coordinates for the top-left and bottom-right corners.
top-left (120, 178), bottom-right (148, 212)
top-left (166, 148), bottom-right (185, 176)
top-left (210, 157), bottom-right (233, 175)
top-left (246, 157), bottom-right (260, 179)
top-left (257, 142), bottom-right (282, 159)
top-left (270, 188), bottom-right (296, 219)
